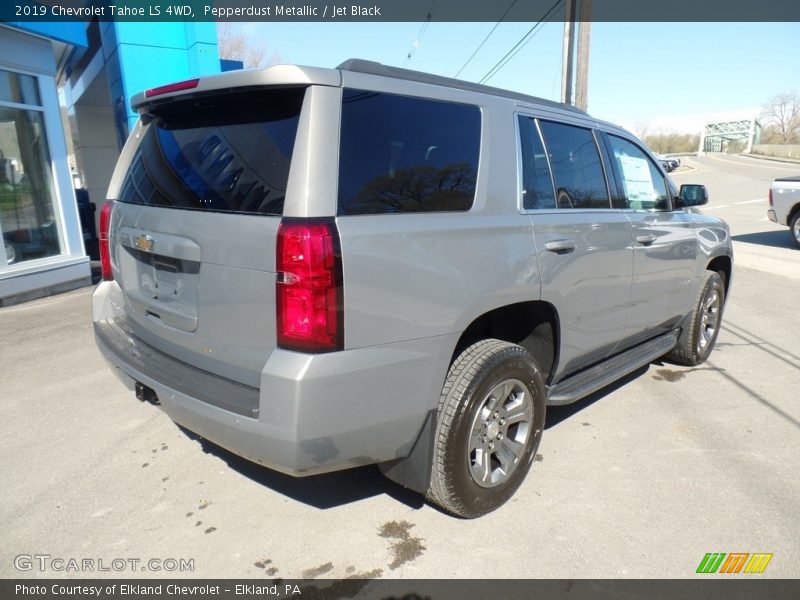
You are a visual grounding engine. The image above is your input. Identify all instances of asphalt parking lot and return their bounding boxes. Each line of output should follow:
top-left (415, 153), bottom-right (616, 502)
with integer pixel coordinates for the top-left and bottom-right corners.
top-left (1, 154), bottom-right (798, 580)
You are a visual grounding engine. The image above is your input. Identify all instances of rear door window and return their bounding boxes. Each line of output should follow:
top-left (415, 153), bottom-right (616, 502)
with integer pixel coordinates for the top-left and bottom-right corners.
top-left (538, 121), bottom-right (610, 209)
top-left (117, 87), bottom-right (305, 215)
top-left (338, 90), bottom-right (481, 215)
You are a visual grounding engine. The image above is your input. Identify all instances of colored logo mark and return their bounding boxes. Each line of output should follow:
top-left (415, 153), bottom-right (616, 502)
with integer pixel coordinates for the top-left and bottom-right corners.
top-left (696, 552), bottom-right (773, 574)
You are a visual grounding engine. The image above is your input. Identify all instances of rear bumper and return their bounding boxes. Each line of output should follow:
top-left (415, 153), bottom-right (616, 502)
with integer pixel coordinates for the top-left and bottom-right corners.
top-left (767, 209), bottom-right (778, 224)
top-left (93, 281), bottom-right (454, 476)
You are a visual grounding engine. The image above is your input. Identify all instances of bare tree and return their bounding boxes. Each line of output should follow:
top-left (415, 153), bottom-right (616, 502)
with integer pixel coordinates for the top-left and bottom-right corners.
top-left (643, 131), bottom-right (700, 154)
top-left (216, 23), bottom-right (281, 69)
top-left (760, 92), bottom-right (800, 144)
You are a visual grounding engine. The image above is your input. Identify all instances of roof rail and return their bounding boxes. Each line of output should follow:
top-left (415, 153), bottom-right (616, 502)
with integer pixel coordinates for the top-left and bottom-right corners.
top-left (336, 58), bottom-right (586, 114)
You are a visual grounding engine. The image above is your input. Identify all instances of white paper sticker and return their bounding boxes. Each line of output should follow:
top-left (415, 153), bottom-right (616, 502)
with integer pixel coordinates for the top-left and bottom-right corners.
top-left (618, 155), bottom-right (656, 204)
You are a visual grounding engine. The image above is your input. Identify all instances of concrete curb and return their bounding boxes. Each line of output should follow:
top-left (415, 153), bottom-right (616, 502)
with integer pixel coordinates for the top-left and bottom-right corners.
top-left (741, 153), bottom-right (800, 165)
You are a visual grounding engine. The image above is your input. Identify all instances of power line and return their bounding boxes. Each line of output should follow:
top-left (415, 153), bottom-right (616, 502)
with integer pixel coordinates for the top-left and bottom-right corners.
top-left (444, 23), bottom-right (492, 74)
top-left (404, 0), bottom-right (440, 65)
top-left (478, 0), bottom-right (564, 85)
top-left (453, 0), bottom-right (520, 78)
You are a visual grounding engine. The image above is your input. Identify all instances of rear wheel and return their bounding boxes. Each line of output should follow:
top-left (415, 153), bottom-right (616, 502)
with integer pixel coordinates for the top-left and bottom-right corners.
top-left (427, 339), bottom-right (546, 518)
top-left (666, 271), bottom-right (725, 366)
top-left (790, 212), bottom-right (800, 249)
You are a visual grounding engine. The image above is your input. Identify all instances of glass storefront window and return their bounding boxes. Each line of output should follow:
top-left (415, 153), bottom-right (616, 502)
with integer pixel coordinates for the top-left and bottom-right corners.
top-left (0, 69), bottom-right (62, 266)
top-left (0, 69), bottom-right (41, 106)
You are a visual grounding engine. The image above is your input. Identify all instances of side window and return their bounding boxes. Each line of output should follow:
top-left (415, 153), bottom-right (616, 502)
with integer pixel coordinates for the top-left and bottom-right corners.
top-left (338, 90), bottom-right (481, 215)
top-left (518, 116), bottom-right (555, 210)
top-left (606, 135), bottom-right (670, 210)
top-left (538, 121), bottom-right (610, 209)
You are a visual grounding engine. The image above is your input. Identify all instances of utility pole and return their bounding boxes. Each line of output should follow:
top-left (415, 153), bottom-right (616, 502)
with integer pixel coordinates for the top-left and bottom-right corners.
top-left (574, 0), bottom-right (591, 111)
top-left (560, 0), bottom-right (576, 105)
top-left (561, 0), bottom-right (591, 111)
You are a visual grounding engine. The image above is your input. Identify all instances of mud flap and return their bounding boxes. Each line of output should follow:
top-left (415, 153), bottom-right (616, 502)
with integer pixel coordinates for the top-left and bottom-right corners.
top-left (378, 410), bottom-right (436, 494)
top-left (672, 311), bottom-right (695, 356)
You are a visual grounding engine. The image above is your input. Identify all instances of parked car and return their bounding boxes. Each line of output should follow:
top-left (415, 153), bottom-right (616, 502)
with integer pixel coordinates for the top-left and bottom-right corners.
top-left (93, 60), bottom-right (733, 518)
top-left (2, 221), bottom-right (59, 264)
top-left (768, 176), bottom-right (800, 249)
top-left (3, 239), bottom-right (15, 264)
top-left (655, 154), bottom-right (679, 172)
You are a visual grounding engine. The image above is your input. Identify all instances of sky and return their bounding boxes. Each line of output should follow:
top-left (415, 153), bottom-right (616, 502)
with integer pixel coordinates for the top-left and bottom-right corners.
top-left (227, 21), bottom-right (800, 134)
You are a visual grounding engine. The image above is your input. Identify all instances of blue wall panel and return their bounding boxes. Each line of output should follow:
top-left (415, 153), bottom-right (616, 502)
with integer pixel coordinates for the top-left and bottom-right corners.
top-left (101, 23), bottom-right (221, 143)
top-left (7, 22), bottom-right (87, 47)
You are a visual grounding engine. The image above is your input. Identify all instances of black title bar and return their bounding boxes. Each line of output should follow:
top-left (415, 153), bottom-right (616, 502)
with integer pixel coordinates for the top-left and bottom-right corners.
top-left (4, 0), bottom-right (800, 22)
top-left (3, 579), bottom-right (800, 600)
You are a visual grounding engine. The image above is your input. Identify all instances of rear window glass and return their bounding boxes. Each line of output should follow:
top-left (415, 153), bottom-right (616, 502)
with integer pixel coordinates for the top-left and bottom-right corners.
top-left (117, 88), bottom-right (305, 215)
top-left (338, 90), bottom-right (481, 215)
top-left (538, 121), bottom-right (610, 209)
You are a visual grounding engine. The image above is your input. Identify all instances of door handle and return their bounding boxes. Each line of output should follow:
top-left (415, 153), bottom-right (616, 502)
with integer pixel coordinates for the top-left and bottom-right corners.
top-left (544, 239), bottom-right (577, 254)
top-left (635, 234), bottom-right (657, 246)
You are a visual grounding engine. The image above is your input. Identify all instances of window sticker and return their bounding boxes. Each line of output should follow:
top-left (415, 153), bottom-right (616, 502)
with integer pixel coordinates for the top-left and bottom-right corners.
top-left (618, 154), bottom-right (656, 204)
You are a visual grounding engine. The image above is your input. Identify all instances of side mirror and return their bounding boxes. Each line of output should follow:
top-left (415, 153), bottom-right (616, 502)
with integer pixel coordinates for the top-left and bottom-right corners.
top-left (677, 184), bottom-right (709, 208)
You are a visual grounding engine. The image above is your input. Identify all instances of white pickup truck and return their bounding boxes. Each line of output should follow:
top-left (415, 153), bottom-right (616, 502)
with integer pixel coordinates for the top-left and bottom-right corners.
top-left (769, 176), bottom-right (800, 249)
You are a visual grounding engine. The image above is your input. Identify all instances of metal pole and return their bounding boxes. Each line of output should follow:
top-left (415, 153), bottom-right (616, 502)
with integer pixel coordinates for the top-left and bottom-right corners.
top-left (560, 0), bottom-right (576, 105)
top-left (746, 117), bottom-right (756, 154)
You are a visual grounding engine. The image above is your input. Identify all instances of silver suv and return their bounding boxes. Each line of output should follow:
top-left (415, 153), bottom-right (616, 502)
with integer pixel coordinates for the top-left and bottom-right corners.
top-left (93, 60), bottom-right (733, 518)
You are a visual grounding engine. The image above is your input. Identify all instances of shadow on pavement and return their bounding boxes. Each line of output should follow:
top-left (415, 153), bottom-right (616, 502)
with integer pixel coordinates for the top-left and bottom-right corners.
top-left (176, 425), bottom-right (425, 511)
top-left (174, 362), bottom-right (673, 511)
top-left (732, 230), bottom-right (795, 250)
top-left (544, 365), bottom-right (649, 429)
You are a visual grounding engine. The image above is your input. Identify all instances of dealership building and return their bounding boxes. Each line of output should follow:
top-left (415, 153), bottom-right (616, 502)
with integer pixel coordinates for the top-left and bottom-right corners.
top-left (0, 19), bottom-right (224, 305)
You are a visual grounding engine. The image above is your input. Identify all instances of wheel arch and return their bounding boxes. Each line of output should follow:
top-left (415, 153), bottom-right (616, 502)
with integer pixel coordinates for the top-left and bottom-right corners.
top-left (450, 300), bottom-right (560, 385)
top-left (380, 300), bottom-right (559, 495)
top-left (788, 202), bottom-right (800, 223)
top-left (707, 254), bottom-right (732, 298)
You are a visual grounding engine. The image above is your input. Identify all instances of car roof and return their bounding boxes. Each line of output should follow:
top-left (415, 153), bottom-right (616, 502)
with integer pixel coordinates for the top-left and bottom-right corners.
top-left (129, 58), bottom-right (634, 140)
top-left (337, 59), bottom-right (587, 115)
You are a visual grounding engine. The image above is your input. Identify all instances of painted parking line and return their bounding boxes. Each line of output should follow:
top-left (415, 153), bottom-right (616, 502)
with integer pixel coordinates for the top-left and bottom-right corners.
top-left (734, 198), bottom-right (767, 205)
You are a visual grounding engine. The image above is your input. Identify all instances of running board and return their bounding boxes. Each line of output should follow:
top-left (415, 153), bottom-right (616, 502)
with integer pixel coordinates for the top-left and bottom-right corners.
top-left (546, 330), bottom-right (679, 406)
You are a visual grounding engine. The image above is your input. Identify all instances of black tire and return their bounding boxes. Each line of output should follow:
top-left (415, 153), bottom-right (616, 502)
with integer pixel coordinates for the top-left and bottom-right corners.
top-left (427, 339), bottom-right (546, 518)
top-left (789, 211), bottom-right (800, 250)
top-left (666, 271), bottom-right (725, 366)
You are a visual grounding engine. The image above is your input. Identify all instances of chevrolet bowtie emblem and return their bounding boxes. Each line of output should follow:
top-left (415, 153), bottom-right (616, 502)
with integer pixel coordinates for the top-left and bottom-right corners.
top-left (134, 234), bottom-right (155, 252)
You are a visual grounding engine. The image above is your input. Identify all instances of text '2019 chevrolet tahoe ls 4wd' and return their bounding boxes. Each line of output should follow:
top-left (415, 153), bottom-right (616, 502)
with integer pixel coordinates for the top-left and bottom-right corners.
top-left (93, 60), bottom-right (733, 518)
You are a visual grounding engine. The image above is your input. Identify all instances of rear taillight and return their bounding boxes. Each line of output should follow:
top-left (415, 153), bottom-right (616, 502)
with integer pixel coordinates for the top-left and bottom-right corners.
top-left (769, 189), bottom-right (773, 206)
top-left (276, 219), bottom-right (343, 353)
top-left (144, 78), bottom-right (199, 98)
top-left (99, 201), bottom-right (114, 281)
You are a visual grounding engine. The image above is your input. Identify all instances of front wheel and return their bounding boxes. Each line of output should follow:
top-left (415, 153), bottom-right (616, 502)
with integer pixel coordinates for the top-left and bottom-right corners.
top-left (666, 271), bottom-right (726, 366)
top-left (427, 339), bottom-right (546, 518)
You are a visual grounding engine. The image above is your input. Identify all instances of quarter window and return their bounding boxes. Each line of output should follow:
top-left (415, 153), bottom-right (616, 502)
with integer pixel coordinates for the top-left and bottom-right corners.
top-left (338, 90), bottom-right (481, 215)
top-left (538, 121), bottom-right (609, 209)
top-left (606, 135), bottom-right (669, 210)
